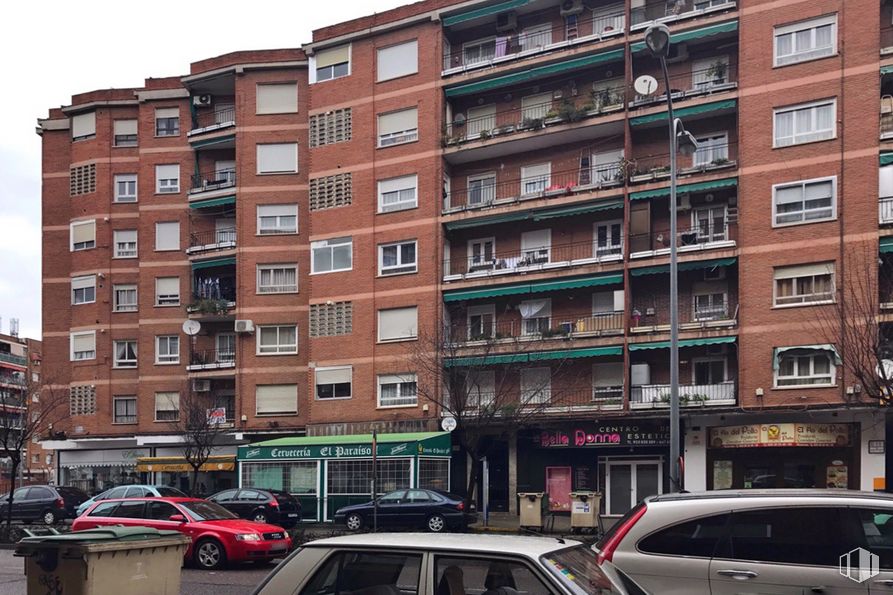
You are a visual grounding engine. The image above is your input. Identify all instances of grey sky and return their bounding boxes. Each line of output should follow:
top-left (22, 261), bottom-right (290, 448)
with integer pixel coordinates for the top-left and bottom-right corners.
top-left (0, 1), bottom-right (409, 340)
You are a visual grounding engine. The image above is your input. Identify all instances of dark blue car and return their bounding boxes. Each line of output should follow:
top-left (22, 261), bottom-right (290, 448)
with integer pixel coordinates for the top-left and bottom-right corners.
top-left (334, 489), bottom-right (476, 533)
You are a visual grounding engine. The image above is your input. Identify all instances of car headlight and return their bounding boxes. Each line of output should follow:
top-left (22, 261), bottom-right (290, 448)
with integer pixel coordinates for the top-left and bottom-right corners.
top-left (235, 533), bottom-right (262, 542)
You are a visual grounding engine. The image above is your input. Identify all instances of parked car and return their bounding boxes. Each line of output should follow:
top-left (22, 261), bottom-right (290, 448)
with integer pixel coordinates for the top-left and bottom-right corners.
top-left (76, 484), bottom-right (187, 516)
top-left (0, 485), bottom-right (88, 525)
top-left (72, 497), bottom-right (291, 569)
top-left (207, 488), bottom-right (302, 527)
top-left (334, 489), bottom-right (476, 533)
top-left (595, 489), bottom-right (893, 594)
top-left (252, 533), bottom-right (638, 595)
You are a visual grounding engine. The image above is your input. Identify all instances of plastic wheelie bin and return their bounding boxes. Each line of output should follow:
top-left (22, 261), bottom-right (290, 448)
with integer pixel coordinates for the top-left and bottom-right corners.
top-left (517, 492), bottom-right (547, 529)
top-left (569, 491), bottom-right (602, 534)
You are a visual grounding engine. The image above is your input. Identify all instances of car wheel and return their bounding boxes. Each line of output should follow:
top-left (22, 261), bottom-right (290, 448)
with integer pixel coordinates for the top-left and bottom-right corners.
top-left (251, 510), bottom-right (267, 523)
top-left (42, 510), bottom-right (57, 525)
top-left (345, 513), bottom-right (363, 531)
top-left (427, 514), bottom-right (446, 533)
top-left (194, 538), bottom-right (226, 570)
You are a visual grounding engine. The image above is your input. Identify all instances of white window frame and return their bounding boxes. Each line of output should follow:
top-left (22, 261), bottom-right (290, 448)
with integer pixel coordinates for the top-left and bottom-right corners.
top-left (377, 40), bottom-right (418, 82)
top-left (311, 237), bottom-right (353, 274)
top-left (113, 229), bottom-right (138, 259)
top-left (112, 396), bottom-right (137, 424)
top-left (594, 219), bottom-right (624, 258)
top-left (467, 172), bottom-right (497, 206)
top-left (113, 340), bottom-right (138, 369)
top-left (692, 132), bottom-right (729, 167)
top-left (154, 108), bottom-right (180, 137)
top-left (256, 324), bottom-right (298, 355)
top-left (70, 331), bottom-right (96, 361)
top-left (377, 107), bottom-right (419, 148)
top-left (377, 373), bottom-right (418, 408)
top-left (71, 275), bottom-right (96, 305)
top-left (113, 119), bottom-right (138, 147)
top-left (377, 306), bottom-right (419, 342)
top-left (773, 99), bottom-right (836, 148)
top-left (774, 14), bottom-right (837, 67)
top-left (154, 392), bottom-right (180, 422)
top-left (155, 277), bottom-right (180, 307)
top-left (311, 44), bottom-right (351, 84)
top-left (257, 264), bottom-right (298, 294)
top-left (155, 335), bottom-right (180, 365)
top-left (315, 366), bottom-right (353, 400)
top-left (70, 220), bottom-right (96, 252)
top-left (467, 304), bottom-right (496, 340)
top-left (774, 350), bottom-right (835, 387)
top-left (773, 262), bottom-right (835, 307)
top-left (378, 240), bottom-right (418, 276)
top-left (114, 174), bottom-right (138, 203)
top-left (377, 174), bottom-right (418, 213)
top-left (256, 143), bottom-right (299, 174)
top-left (692, 291), bottom-right (728, 320)
top-left (520, 163), bottom-right (551, 195)
top-left (691, 356), bottom-right (728, 384)
top-left (468, 237), bottom-right (496, 270)
top-left (256, 204), bottom-right (298, 235)
top-left (462, 36), bottom-right (497, 66)
top-left (113, 284), bottom-right (138, 312)
top-left (772, 176), bottom-right (837, 227)
top-left (155, 164), bottom-right (180, 194)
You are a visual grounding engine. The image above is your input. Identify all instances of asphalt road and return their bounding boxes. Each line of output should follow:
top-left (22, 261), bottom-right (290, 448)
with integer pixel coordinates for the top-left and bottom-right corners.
top-left (0, 548), bottom-right (275, 595)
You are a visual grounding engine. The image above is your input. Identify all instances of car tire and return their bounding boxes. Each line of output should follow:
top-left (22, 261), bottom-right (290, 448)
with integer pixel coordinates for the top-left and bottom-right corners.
top-left (194, 538), bottom-right (227, 570)
top-left (251, 510), bottom-right (267, 523)
top-left (426, 514), bottom-right (447, 533)
top-left (42, 510), bottom-right (57, 525)
top-left (345, 513), bottom-right (364, 531)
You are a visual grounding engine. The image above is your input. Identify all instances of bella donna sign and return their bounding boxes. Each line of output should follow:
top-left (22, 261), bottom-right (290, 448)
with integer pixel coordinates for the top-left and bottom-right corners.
top-left (537, 422), bottom-right (670, 448)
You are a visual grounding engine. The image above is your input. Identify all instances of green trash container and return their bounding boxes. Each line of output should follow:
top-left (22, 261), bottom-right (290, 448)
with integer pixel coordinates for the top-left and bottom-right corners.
top-left (15, 526), bottom-right (190, 595)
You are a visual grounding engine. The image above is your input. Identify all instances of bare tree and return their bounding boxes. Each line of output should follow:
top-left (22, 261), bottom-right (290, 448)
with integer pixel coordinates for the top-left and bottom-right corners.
top-left (166, 385), bottom-right (229, 497)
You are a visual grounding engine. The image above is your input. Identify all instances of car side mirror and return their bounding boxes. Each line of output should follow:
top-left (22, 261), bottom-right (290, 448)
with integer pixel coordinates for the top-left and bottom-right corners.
top-left (169, 514), bottom-right (186, 523)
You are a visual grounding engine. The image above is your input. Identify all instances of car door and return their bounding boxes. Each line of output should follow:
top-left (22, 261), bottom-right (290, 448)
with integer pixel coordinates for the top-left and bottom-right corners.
top-left (709, 506), bottom-right (866, 595)
top-left (77, 501), bottom-right (123, 529)
top-left (11, 487), bottom-right (31, 520)
top-left (431, 553), bottom-right (554, 595)
top-left (108, 500), bottom-right (148, 527)
top-left (143, 500), bottom-right (186, 532)
top-left (404, 490), bottom-right (435, 527)
top-left (238, 489), bottom-right (265, 518)
top-left (208, 489), bottom-right (239, 514)
top-left (375, 491), bottom-right (408, 527)
top-left (849, 507), bottom-right (893, 593)
top-left (28, 487), bottom-right (55, 518)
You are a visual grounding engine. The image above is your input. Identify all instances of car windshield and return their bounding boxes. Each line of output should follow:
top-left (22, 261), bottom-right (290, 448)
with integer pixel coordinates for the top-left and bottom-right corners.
top-left (541, 545), bottom-right (615, 595)
top-left (179, 500), bottom-right (239, 521)
top-left (156, 487), bottom-right (186, 497)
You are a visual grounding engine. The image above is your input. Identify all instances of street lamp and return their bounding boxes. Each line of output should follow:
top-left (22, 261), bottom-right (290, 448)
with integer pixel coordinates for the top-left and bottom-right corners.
top-left (643, 23), bottom-right (698, 492)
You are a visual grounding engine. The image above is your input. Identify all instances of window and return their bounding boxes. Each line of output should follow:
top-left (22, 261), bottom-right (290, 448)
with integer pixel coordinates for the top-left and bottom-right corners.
top-left (70, 331), bottom-right (96, 361)
top-left (113, 284), bottom-right (138, 312)
top-left (216, 333), bottom-right (236, 363)
top-left (774, 263), bottom-right (835, 306)
top-left (467, 304), bottom-right (495, 340)
top-left (155, 335), bottom-right (180, 364)
top-left (315, 366), bottom-right (352, 399)
top-left (379, 241), bottom-right (417, 276)
top-left (113, 396), bottom-right (137, 424)
top-left (256, 82), bottom-right (298, 114)
top-left (467, 173), bottom-right (496, 206)
top-left (520, 298), bottom-right (551, 335)
top-left (71, 111), bottom-right (96, 140)
top-left (113, 120), bottom-right (138, 147)
top-left (70, 385), bottom-right (96, 415)
top-left (521, 92), bottom-right (553, 121)
top-left (146, 501), bottom-right (179, 521)
top-left (693, 132), bottom-right (729, 167)
top-left (257, 204), bottom-right (297, 235)
top-left (378, 174), bottom-right (418, 213)
top-left (774, 100), bottom-right (836, 147)
top-left (113, 230), bottom-right (137, 258)
top-left (70, 220), bottom-right (96, 251)
top-left (463, 37), bottom-right (497, 66)
top-left (155, 221), bottom-right (180, 251)
top-left (378, 40), bottom-right (418, 81)
top-left (311, 237), bottom-right (352, 273)
top-left (691, 56), bottom-right (730, 91)
top-left (154, 392), bottom-right (179, 422)
top-left (302, 551), bottom-right (420, 595)
top-left (772, 177), bottom-right (836, 226)
top-left (521, 229), bottom-right (551, 264)
top-left (693, 292), bottom-right (728, 320)
top-left (257, 264), bottom-right (298, 294)
top-left (593, 362), bottom-right (624, 403)
top-left (155, 107), bottom-right (180, 137)
top-left (309, 301), bottom-right (353, 337)
top-left (693, 358), bottom-right (726, 385)
top-left (155, 164), bottom-right (180, 193)
top-left (468, 238), bottom-right (495, 271)
top-left (774, 15), bottom-right (836, 66)
top-left (378, 108), bottom-right (418, 147)
top-left (520, 367), bottom-right (551, 404)
top-left (854, 509), bottom-right (893, 569)
top-left (775, 349), bottom-right (835, 386)
top-left (309, 172), bottom-right (352, 210)
top-left (521, 163), bottom-right (551, 194)
top-left (257, 143), bottom-right (298, 174)
top-left (419, 459), bottom-right (450, 490)
top-left (718, 508), bottom-right (843, 566)
top-left (113, 341), bottom-right (137, 368)
top-left (113, 174), bottom-right (137, 202)
top-left (70, 163), bottom-right (96, 196)
top-left (595, 220), bottom-right (623, 257)
top-left (377, 306), bottom-right (418, 342)
top-left (256, 384), bottom-right (298, 415)
top-left (467, 104), bottom-right (496, 137)
top-left (434, 557), bottom-right (548, 595)
top-left (313, 44), bottom-right (351, 82)
top-left (639, 513), bottom-right (729, 557)
top-left (378, 373), bottom-right (418, 407)
top-left (71, 275), bottom-right (96, 305)
top-left (257, 325), bottom-right (298, 355)
top-left (309, 108), bottom-right (352, 147)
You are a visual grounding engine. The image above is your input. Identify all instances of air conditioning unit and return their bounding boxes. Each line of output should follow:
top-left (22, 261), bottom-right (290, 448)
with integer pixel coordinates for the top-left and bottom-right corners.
top-left (234, 319), bottom-right (255, 333)
top-left (193, 94), bottom-right (212, 106)
top-left (560, 0), bottom-right (585, 16)
top-left (192, 379), bottom-right (211, 392)
top-left (496, 11), bottom-right (517, 32)
top-left (666, 43), bottom-right (689, 64)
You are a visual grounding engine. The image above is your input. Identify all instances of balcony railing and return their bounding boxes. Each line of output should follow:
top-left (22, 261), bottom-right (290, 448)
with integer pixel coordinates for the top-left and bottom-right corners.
top-left (630, 380), bottom-right (735, 408)
top-left (881, 197), bottom-right (893, 224)
top-left (459, 386), bottom-right (626, 414)
top-left (188, 228), bottom-right (236, 253)
top-left (445, 239), bottom-right (623, 280)
top-left (190, 168), bottom-right (236, 194)
top-left (0, 373), bottom-right (25, 387)
top-left (631, 0), bottom-right (736, 29)
top-left (631, 299), bottom-right (737, 332)
top-left (191, 106), bottom-right (236, 133)
top-left (442, 5), bottom-right (625, 72)
top-left (883, 109), bottom-right (893, 139)
top-left (188, 349), bottom-right (235, 371)
top-left (630, 223), bottom-right (735, 256)
top-left (628, 62), bottom-right (738, 110)
top-left (0, 352), bottom-right (27, 367)
top-left (628, 142), bottom-right (737, 184)
top-left (452, 312), bottom-right (624, 344)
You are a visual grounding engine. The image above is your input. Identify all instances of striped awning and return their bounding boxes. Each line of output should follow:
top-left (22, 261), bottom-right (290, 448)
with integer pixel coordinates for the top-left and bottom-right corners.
top-left (631, 20), bottom-right (739, 52)
top-left (630, 99), bottom-right (737, 127)
top-left (192, 257), bottom-right (236, 270)
top-left (445, 345), bottom-right (622, 367)
top-left (628, 336), bottom-right (736, 351)
top-left (442, 0), bottom-right (529, 26)
top-left (189, 196), bottom-right (236, 209)
top-left (446, 200), bottom-right (622, 230)
top-left (443, 273), bottom-right (622, 302)
top-left (630, 177), bottom-right (738, 201)
top-left (630, 257), bottom-right (737, 277)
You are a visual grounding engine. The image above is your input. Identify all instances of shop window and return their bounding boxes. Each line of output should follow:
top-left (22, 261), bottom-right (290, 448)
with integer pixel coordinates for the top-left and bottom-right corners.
top-left (605, 460), bottom-right (662, 516)
top-left (241, 461), bottom-right (317, 498)
top-left (327, 459), bottom-right (411, 495)
top-left (418, 459), bottom-right (450, 491)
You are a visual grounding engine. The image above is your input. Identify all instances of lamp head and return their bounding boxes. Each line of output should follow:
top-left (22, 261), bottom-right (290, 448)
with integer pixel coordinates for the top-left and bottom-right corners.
top-left (644, 23), bottom-right (671, 58)
top-left (678, 129), bottom-right (700, 156)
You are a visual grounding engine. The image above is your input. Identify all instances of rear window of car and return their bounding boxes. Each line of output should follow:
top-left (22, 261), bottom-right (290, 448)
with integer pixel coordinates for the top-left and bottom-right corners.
top-left (156, 487), bottom-right (186, 497)
top-left (56, 487), bottom-right (87, 498)
top-left (541, 545), bottom-right (615, 595)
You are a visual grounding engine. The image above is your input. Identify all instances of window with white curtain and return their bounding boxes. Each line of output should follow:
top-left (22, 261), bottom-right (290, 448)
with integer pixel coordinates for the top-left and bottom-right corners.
top-left (257, 204), bottom-right (298, 235)
top-left (154, 221), bottom-right (180, 251)
top-left (313, 45), bottom-right (351, 82)
top-left (257, 264), bottom-right (298, 293)
top-left (113, 340), bottom-right (138, 368)
top-left (774, 15), bottom-right (837, 66)
top-left (311, 237), bottom-right (352, 273)
top-left (155, 335), bottom-right (180, 364)
top-left (154, 392), bottom-right (180, 421)
top-left (256, 384), bottom-right (298, 415)
top-left (114, 285), bottom-right (138, 312)
top-left (256, 83), bottom-right (298, 114)
top-left (378, 108), bottom-right (418, 147)
top-left (71, 112), bottom-right (96, 140)
top-left (70, 220), bottom-right (96, 251)
top-left (378, 373), bottom-right (418, 407)
top-left (520, 298), bottom-right (552, 335)
top-left (378, 306), bottom-right (418, 342)
top-left (257, 325), bottom-right (298, 354)
top-left (520, 367), bottom-right (551, 405)
top-left (378, 174), bottom-right (418, 212)
top-left (70, 331), bottom-right (96, 361)
top-left (155, 164), bottom-right (180, 193)
top-left (773, 100), bottom-right (836, 147)
top-left (257, 143), bottom-right (298, 174)
top-left (693, 132), bottom-right (729, 166)
top-left (775, 350), bottom-right (835, 387)
top-left (71, 275), bottom-right (96, 305)
top-left (113, 119), bottom-right (138, 147)
top-left (316, 366), bottom-right (352, 399)
top-left (377, 40), bottom-right (418, 82)
top-left (155, 277), bottom-right (180, 306)
top-left (114, 174), bottom-right (137, 202)
top-left (772, 176), bottom-right (836, 226)
top-left (114, 229), bottom-right (137, 258)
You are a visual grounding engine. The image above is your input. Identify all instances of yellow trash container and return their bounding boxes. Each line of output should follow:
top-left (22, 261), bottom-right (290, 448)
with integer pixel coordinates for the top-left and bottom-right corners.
top-left (569, 491), bottom-right (601, 533)
top-left (517, 492), bottom-right (546, 529)
top-left (15, 526), bottom-right (190, 595)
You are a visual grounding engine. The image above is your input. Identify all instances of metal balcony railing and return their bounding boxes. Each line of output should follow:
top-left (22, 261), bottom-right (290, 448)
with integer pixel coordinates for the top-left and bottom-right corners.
top-left (882, 109), bottom-right (893, 139)
top-left (629, 223), bottom-right (735, 255)
top-left (188, 349), bottom-right (235, 370)
top-left (629, 142), bottom-right (738, 183)
top-left (630, 380), bottom-right (735, 408)
top-left (445, 239), bottom-right (623, 279)
top-left (193, 106), bottom-right (236, 131)
top-left (0, 352), bottom-right (27, 367)
top-left (189, 228), bottom-right (237, 250)
top-left (631, 300), bottom-right (738, 330)
top-left (881, 197), bottom-right (893, 224)
top-left (190, 168), bottom-right (236, 194)
top-left (456, 386), bottom-right (626, 413)
top-left (631, 0), bottom-right (735, 28)
top-left (628, 62), bottom-right (738, 111)
top-left (452, 312), bottom-right (624, 343)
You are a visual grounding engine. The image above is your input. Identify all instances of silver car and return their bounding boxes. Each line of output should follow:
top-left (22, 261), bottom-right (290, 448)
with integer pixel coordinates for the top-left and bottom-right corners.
top-left (75, 484), bottom-right (186, 516)
top-left (254, 533), bottom-right (640, 595)
top-left (595, 489), bottom-right (893, 594)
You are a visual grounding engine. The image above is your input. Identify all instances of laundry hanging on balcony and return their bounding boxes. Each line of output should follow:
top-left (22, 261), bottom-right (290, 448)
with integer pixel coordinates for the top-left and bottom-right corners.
top-left (519, 298), bottom-right (550, 320)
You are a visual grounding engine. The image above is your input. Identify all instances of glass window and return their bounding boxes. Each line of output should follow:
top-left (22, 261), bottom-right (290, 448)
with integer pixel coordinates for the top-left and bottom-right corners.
top-left (154, 392), bottom-right (179, 421)
top-left (418, 459), bottom-right (450, 491)
top-left (257, 264), bottom-right (298, 293)
top-left (639, 514), bottom-right (730, 557)
top-left (155, 335), bottom-right (180, 364)
top-left (378, 174), bottom-right (418, 213)
top-left (314, 45), bottom-right (351, 83)
top-left (155, 108), bottom-right (179, 137)
top-left (774, 15), bottom-right (837, 66)
top-left (257, 325), bottom-right (298, 355)
top-left (435, 556), bottom-right (551, 595)
top-left (854, 508), bottom-right (893, 569)
top-left (467, 173), bottom-right (496, 206)
top-left (155, 164), bottom-right (180, 193)
top-left (379, 241), bottom-right (417, 275)
top-left (378, 108), bottom-right (418, 147)
top-left (776, 351), bottom-right (835, 386)
top-left (114, 500), bottom-right (146, 519)
top-left (405, 490), bottom-right (431, 503)
top-left (70, 220), bottom-right (96, 251)
top-left (88, 501), bottom-right (120, 517)
top-left (113, 340), bottom-right (137, 368)
top-left (257, 204), bottom-right (298, 235)
top-left (316, 366), bottom-right (352, 399)
top-left (70, 331), bottom-right (96, 361)
top-left (124, 486), bottom-right (151, 498)
top-left (155, 277), bottom-right (180, 306)
top-left (378, 373), bottom-right (418, 407)
top-left (773, 177), bottom-right (836, 226)
top-left (113, 230), bottom-right (138, 258)
top-left (774, 263), bottom-right (835, 305)
top-left (240, 489), bottom-right (264, 501)
top-left (114, 285), bottom-right (138, 312)
top-left (114, 174), bottom-right (138, 202)
top-left (71, 275), bottom-right (96, 305)
top-left (774, 101), bottom-right (836, 147)
top-left (146, 501), bottom-right (179, 521)
top-left (113, 397), bottom-right (137, 424)
top-left (311, 237), bottom-right (353, 273)
top-left (113, 120), bottom-right (138, 147)
top-left (212, 489), bottom-right (238, 502)
top-left (541, 545), bottom-right (617, 595)
top-left (327, 459), bottom-right (411, 495)
top-left (301, 551), bottom-right (421, 595)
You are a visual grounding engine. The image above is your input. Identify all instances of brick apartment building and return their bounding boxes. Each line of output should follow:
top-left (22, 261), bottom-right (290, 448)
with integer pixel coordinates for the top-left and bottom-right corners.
top-left (37, 0), bottom-right (893, 519)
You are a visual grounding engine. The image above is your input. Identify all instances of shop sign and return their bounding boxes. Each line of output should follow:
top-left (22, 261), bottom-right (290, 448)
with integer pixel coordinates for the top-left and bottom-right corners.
top-left (239, 434), bottom-right (452, 461)
top-left (709, 423), bottom-right (851, 448)
top-left (537, 422), bottom-right (670, 448)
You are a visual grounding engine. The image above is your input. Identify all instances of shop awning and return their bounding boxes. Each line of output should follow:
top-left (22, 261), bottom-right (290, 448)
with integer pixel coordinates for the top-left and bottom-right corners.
top-left (881, 236), bottom-right (893, 254)
top-left (628, 336), bottom-right (736, 351)
top-left (882, 153), bottom-right (893, 166)
top-left (192, 257), bottom-right (236, 270)
top-left (882, 65), bottom-right (893, 76)
top-left (238, 432), bottom-right (452, 461)
top-left (445, 200), bottom-right (622, 230)
top-left (772, 344), bottom-right (841, 370)
top-left (630, 20), bottom-right (739, 53)
top-left (444, 49), bottom-right (624, 97)
top-left (630, 177), bottom-right (737, 201)
top-left (445, 345), bottom-right (622, 367)
top-left (630, 99), bottom-right (737, 127)
top-left (442, 0), bottom-right (529, 26)
top-left (136, 455), bottom-right (235, 473)
top-left (630, 257), bottom-right (736, 277)
top-left (443, 273), bottom-right (622, 302)
top-left (190, 196), bottom-right (236, 209)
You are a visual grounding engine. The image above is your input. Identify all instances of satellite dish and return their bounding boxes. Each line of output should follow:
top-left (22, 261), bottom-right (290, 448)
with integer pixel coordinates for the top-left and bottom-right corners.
top-left (441, 416), bottom-right (458, 432)
top-left (182, 320), bottom-right (202, 336)
top-left (634, 75), bottom-right (659, 97)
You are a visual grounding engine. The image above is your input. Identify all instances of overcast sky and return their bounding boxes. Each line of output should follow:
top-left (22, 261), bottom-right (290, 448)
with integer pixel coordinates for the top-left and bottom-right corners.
top-left (0, 1), bottom-right (409, 340)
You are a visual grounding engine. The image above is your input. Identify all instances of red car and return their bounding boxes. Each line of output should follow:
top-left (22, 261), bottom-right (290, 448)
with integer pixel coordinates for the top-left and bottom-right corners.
top-left (72, 497), bottom-right (291, 569)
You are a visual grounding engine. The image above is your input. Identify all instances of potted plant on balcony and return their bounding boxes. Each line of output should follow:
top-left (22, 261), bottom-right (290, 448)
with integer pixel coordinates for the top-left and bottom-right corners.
top-left (519, 116), bottom-right (544, 130)
top-left (705, 59), bottom-right (728, 86)
top-left (709, 157), bottom-right (731, 167)
top-left (558, 98), bottom-right (584, 123)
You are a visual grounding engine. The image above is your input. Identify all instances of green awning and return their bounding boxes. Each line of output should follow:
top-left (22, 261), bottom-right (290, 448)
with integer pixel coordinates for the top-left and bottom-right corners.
top-left (882, 65), bottom-right (893, 76)
top-left (445, 49), bottom-right (624, 97)
top-left (443, 273), bottom-right (622, 302)
top-left (630, 99), bottom-right (737, 127)
top-left (630, 257), bottom-right (737, 276)
top-left (445, 345), bottom-right (622, 367)
top-left (446, 200), bottom-right (622, 230)
top-left (192, 257), bottom-right (236, 270)
top-left (881, 236), bottom-right (893, 253)
top-left (772, 344), bottom-right (841, 370)
top-left (442, 0), bottom-right (529, 26)
top-left (238, 432), bottom-right (452, 460)
top-left (189, 196), bottom-right (236, 209)
top-left (630, 177), bottom-right (738, 201)
top-left (882, 153), bottom-right (893, 166)
top-left (631, 20), bottom-right (739, 52)
top-left (629, 336), bottom-right (736, 351)
top-left (190, 133), bottom-right (235, 149)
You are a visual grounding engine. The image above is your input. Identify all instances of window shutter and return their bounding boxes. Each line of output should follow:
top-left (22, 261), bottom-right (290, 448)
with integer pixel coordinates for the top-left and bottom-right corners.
top-left (256, 384), bottom-right (298, 414)
top-left (155, 392), bottom-right (179, 411)
top-left (521, 229), bottom-right (551, 252)
top-left (257, 204), bottom-right (297, 217)
top-left (71, 221), bottom-right (95, 244)
top-left (71, 112), bottom-right (96, 138)
top-left (378, 108), bottom-right (418, 136)
top-left (593, 362), bottom-right (623, 387)
top-left (379, 175), bottom-right (417, 195)
top-left (156, 164), bottom-right (179, 179)
top-left (114, 119), bottom-right (137, 136)
top-left (379, 307), bottom-right (418, 341)
top-left (155, 222), bottom-right (180, 250)
top-left (115, 229), bottom-right (137, 243)
top-left (155, 107), bottom-right (179, 119)
top-left (316, 367), bottom-right (351, 386)
top-left (257, 143), bottom-right (298, 173)
top-left (316, 45), bottom-right (350, 68)
top-left (71, 276), bottom-right (95, 290)
top-left (72, 333), bottom-right (95, 353)
top-left (256, 83), bottom-right (298, 114)
top-left (377, 40), bottom-right (418, 81)
top-left (881, 166), bottom-right (893, 198)
top-left (156, 277), bottom-right (179, 295)
top-left (774, 262), bottom-right (835, 279)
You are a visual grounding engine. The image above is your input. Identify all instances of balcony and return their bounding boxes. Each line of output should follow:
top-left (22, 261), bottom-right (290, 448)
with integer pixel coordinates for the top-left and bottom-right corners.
top-left (0, 352), bottom-right (27, 367)
top-left (187, 270), bottom-right (236, 318)
top-left (630, 0), bottom-right (737, 30)
top-left (631, 298), bottom-right (738, 334)
top-left (629, 223), bottom-right (736, 258)
top-left (460, 386), bottom-right (626, 415)
top-left (188, 105), bottom-right (236, 138)
top-left (187, 228), bottom-right (236, 256)
top-left (188, 167), bottom-right (236, 204)
top-left (187, 349), bottom-right (235, 372)
top-left (630, 380), bottom-right (736, 408)
top-left (0, 371), bottom-right (25, 388)
top-left (881, 197), bottom-right (893, 225)
top-left (452, 312), bottom-right (624, 345)
top-left (628, 142), bottom-right (738, 186)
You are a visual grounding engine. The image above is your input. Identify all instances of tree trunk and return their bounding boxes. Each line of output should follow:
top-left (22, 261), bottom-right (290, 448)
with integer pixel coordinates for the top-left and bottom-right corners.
top-left (191, 466), bottom-right (200, 497)
top-left (5, 457), bottom-right (19, 531)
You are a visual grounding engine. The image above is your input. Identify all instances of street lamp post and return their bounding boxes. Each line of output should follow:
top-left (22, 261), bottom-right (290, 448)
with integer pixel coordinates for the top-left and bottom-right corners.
top-left (643, 24), bottom-right (699, 492)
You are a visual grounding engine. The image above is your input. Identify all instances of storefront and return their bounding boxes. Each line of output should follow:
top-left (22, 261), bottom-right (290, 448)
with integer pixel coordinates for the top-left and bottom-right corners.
top-left (237, 431), bottom-right (452, 521)
top-left (58, 448), bottom-right (148, 494)
top-left (136, 454), bottom-right (237, 496)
